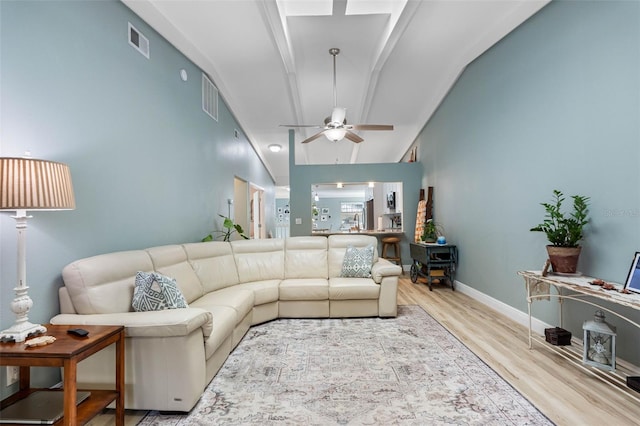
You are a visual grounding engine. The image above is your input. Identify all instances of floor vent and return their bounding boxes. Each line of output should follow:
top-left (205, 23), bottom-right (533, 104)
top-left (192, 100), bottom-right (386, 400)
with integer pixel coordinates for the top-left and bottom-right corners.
top-left (202, 74), bottom-right (218, 121)
top-left (128, 23), bottom-right (149, 59)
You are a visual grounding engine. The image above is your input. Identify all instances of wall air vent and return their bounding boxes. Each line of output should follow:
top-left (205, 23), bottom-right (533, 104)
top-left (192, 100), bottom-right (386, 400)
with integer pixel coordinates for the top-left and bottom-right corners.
top-left (202, 73), bottom-right (219, 121)
top-left (128, 22), bottom-right (149, 58)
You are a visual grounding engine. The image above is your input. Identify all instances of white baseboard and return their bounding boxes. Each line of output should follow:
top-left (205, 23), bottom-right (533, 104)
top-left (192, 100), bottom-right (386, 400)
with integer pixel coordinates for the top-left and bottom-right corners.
top-left (453, 279), bottom-right (552, 336)
top-left (400, 264), bottom-right (552, 335)
top-left (453, 279), bottom-right (640, 373)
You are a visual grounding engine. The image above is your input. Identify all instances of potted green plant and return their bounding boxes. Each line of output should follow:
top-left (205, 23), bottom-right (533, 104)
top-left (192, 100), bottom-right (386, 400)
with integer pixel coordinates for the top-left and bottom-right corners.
top-left (421, 219), bottom-right (443, 243)
top-left (530, 189), bottom-right (590, 273)
top-left (202, 214), bottom-right (249, 242)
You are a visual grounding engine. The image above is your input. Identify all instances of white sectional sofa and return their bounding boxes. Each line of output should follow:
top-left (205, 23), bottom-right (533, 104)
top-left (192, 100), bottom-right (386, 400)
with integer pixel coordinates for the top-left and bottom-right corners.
top-left (50, 235), bottom-right (402, 412)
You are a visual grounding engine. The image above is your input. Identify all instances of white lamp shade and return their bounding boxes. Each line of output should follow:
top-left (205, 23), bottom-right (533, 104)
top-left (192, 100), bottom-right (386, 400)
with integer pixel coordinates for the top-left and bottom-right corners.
top-left (0, 157), bottom-right (75, 211)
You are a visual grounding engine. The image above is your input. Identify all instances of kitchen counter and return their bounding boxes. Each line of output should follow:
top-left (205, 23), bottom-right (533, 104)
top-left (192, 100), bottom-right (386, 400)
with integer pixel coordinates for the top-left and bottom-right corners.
top-left (311, 229), bottom-right (404, 236)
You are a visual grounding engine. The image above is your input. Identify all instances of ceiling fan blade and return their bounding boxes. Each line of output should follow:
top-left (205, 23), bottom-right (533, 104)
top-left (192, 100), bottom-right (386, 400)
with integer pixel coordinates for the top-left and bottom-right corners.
top-left (349, 124), bottom-right (394, 131)
top-left (331, 107), bottom-right (346, 125)
top-left (280, 124), bottom-right (324, 128)
top-left (344, 131), bottom-right (364, 143)
top-left (301, 131), bottom-right (327, 144)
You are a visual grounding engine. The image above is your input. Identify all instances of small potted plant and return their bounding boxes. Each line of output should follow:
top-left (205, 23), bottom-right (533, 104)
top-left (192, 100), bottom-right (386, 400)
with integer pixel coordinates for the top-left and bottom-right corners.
top-left (202, 214), bottom-right (249, 242)
top-left (530, 189), bottom-right (590, 273)
top-left (421, 219), bottom-right (443, 243)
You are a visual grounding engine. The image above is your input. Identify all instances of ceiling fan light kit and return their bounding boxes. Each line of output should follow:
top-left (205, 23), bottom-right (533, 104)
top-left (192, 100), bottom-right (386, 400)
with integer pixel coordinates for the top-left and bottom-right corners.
top-left (325, 127), bottom-right (347, 142)
top-left (281, 48), bottom-right (393, 145)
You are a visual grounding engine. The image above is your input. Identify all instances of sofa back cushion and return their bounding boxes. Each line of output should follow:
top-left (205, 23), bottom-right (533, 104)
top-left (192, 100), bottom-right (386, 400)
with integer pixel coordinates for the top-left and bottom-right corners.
top-left (182, 242), bottom-right (240, 293)
top-left (145, 245), bottom-right (204, 304)
top-left (327, 235), bottom-right (379, 278)
top-left (62, 250), bottom-right (153, 314)
top-left (231, 239), bottom-right (284, 283)
top-left (285, 236), bottom-right (328, 279)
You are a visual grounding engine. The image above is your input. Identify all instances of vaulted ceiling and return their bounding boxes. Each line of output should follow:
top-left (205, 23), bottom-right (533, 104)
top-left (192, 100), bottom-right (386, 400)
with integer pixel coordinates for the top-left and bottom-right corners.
top-left (123, 0), bottom-right (549, 187)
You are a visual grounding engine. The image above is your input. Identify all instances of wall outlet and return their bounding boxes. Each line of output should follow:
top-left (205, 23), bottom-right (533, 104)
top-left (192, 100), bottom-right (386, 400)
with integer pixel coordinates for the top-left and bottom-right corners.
top-left (6, 366), bottom-right (19, 387)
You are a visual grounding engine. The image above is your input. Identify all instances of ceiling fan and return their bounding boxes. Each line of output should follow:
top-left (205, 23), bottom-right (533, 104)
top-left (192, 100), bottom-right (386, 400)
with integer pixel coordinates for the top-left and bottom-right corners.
top-left (281, 48), bottom-right (393, 144)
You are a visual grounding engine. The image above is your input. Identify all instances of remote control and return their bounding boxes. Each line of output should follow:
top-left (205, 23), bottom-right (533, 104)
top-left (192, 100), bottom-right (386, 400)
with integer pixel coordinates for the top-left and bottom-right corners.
top-left (67, 328), bottom-right (89, 337)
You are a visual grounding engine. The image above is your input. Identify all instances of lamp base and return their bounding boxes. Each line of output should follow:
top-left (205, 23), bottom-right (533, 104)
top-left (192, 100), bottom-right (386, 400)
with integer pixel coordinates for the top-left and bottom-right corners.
top-left (0, 321), bottom-right (47, 343)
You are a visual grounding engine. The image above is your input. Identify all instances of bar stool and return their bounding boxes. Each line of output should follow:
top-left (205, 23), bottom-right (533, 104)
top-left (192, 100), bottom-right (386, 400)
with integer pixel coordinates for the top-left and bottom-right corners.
top-left (381, 236), bottom-right (401, 268)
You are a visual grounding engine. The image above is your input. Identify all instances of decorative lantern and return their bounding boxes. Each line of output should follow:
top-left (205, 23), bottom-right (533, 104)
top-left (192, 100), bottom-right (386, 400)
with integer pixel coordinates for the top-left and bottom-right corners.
top-left (582, 310), bottom-right (617, 371)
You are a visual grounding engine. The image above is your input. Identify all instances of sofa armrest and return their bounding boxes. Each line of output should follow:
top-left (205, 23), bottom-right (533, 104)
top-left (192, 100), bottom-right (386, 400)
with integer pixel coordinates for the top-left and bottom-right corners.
top-left (50, 308), bottom-right (213, 339)
top-left (371, 258), bottom-right (402, 284)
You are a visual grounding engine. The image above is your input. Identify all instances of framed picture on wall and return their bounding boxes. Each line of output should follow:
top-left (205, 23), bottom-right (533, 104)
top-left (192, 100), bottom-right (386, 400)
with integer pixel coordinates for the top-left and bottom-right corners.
top-left (624, 252), bottom-right (640, 293)
top-left (321, 208), bottom-right (329, 215)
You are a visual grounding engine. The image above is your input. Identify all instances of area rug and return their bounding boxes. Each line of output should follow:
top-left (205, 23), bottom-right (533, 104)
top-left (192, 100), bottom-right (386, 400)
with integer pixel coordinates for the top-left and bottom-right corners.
top-left (139, 305), bottom-right (552, 425)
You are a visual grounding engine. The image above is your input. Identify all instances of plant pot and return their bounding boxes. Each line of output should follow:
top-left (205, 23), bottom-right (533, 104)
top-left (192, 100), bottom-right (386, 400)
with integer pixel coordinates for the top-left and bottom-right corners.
top-left (546, 245), bottom-right (582, 274)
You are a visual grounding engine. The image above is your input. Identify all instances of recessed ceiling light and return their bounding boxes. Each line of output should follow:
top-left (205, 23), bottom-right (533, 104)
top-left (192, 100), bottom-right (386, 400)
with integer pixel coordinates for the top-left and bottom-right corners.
top-left (268, 144), bottom-right (282, 152)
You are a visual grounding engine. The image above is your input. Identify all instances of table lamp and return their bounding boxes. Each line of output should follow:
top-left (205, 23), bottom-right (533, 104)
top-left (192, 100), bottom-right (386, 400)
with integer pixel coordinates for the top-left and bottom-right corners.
top-left (0, 156), bottom-right (75, 342)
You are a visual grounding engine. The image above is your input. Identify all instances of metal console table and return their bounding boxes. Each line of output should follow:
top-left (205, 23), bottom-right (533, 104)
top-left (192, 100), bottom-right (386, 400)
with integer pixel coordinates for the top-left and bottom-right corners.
top-left (518, 270), bottom-right (640, 401)
top-left (409, 243), bottom-right (457, 290)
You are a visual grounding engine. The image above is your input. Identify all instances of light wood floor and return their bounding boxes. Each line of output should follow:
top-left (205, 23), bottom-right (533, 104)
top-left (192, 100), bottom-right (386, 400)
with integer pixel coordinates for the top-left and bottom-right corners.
top-left (91, 277), bottom-right (640, 425)
top-left (398, 276), bottom-right (640, 426)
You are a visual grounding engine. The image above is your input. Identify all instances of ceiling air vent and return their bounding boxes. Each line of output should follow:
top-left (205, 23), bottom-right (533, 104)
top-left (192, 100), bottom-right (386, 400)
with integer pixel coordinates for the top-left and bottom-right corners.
top-left (128, 23), bottom-right (149, 58)
top-left (202, 74), bottom-right (219, 121)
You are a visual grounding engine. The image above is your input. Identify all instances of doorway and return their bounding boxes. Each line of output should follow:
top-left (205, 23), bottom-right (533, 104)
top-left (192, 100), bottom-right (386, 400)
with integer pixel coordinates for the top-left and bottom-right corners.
top-left (249, 183), bottom-right (265, 239)
top-left (233, 177), bottom-right (249, 238)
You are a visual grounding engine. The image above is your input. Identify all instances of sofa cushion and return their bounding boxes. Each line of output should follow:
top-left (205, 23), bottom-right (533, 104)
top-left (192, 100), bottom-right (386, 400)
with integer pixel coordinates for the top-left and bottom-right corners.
top-left (340, 244), bottom-right (374, 278)
top-left (190, 288), bottom-right (254, 323)
top-left (146, 245), bottom-right (204, 304)
top-left (231, 280), bottom-right (280, 305)
top-left (62, 249), bottom-right (153, 314)
top-left (132, 271), bottom-right (189, 312)
top-left (328, 234), bottom-right (379, 278)
top-left (279, 279), bottom-right (329, 301)
top-left (231, 239), bottom-right (284, 282)
top-left (329, 277), bottom-right (380, 300)
top-left (285, 236), bottom-right (328, 279)
top-left (183, 242), bottom-right (240, 293)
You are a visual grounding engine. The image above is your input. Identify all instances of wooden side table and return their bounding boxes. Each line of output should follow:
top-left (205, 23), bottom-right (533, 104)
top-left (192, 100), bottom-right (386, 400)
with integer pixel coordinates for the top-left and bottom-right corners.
top-left (0, 324), bottom-right (124, 426)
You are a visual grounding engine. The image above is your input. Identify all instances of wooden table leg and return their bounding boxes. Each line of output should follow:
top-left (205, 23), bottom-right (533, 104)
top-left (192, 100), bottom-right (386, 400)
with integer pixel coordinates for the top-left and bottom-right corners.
top-left (115, 329), bottom-right (125, 426)
top-left (18, 366), bottom-right (30, 391)
top-left (63, 358), bottom-right (78, 426)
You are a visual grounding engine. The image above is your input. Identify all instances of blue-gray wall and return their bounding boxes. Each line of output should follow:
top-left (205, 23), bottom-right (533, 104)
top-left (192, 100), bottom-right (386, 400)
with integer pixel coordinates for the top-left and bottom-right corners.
top-left (416, 0), bottom-right (640, 362)
top-left (288, 131), bottom-right (423, 265)
top-left (0, 0), bottom-right (274, 395)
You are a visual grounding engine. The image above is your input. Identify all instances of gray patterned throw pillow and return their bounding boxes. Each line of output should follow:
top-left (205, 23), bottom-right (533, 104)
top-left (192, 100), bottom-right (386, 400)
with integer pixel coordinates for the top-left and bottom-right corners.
top-left (132, 271), bottom-right (188, 312)
top-left (340, 244), bottom-right (375, 278)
